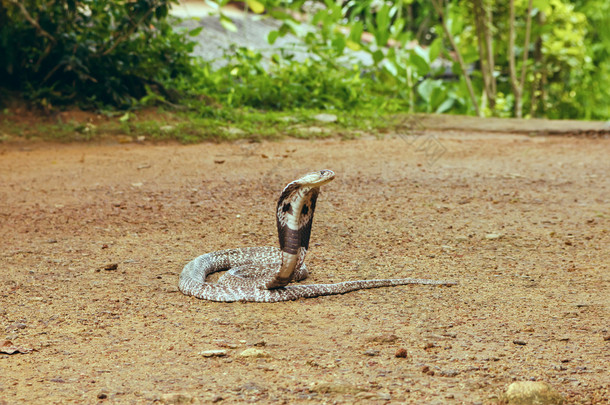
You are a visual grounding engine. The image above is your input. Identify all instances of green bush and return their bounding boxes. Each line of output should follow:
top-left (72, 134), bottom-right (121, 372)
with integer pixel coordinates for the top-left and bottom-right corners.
top-left (183, 46), bottom-right (373, 111)
top-left (0, 0), bottom-right (195, 108)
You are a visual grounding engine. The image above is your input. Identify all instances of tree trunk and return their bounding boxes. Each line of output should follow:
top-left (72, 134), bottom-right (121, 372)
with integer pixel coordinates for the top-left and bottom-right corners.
top-left (431, 0), bottom-right (481, 116)
top-left (473, 0), bottom-right (496, 112)
top-left (530, 15), bottom-right (544, 117)
top-left (508, 0), bottom-right (533, 118)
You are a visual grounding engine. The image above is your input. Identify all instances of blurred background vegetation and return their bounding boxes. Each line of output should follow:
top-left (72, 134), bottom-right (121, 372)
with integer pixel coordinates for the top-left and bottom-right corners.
top-left (1, 0), bottom-right (608, 121)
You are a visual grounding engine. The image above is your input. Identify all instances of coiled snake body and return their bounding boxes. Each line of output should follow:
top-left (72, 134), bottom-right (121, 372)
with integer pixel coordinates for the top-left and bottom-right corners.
top-left (179, 170), bottom-right (456, 302)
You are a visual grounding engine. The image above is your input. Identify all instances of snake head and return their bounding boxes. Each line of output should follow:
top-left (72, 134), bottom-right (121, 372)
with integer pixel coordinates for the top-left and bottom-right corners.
top-left (278, 169), bottom-right (335, 205)
top-left (293, 169), bottom-right (335, 187)
top-left (277, 170), bottom-right (335, 206)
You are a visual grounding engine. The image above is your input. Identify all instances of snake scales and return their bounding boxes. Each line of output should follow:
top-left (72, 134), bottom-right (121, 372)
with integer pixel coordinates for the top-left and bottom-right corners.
top-left (179, 170), bottom-right (456, 302)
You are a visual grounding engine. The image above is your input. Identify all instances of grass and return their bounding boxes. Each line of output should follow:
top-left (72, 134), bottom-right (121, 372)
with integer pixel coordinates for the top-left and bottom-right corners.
top-left (0, 106), bottom-right (411, 144)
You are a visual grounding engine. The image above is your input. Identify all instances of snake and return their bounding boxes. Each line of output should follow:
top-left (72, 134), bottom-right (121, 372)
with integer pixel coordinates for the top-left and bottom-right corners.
top-left (178, 169), bottom-right (456, 302)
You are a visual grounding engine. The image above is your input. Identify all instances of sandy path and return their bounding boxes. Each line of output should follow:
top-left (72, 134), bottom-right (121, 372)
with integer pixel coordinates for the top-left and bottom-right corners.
top-left (1, 132), bottom-right (608, 403)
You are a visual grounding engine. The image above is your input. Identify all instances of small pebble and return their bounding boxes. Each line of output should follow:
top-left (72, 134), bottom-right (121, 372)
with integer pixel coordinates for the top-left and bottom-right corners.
top-left (395, 348), bottom-right (409, 358)
top-left (313, 113), bottom-right (338, 123)
top-left (238, 348), bottom-right (270, 358)
top-left (439, 369), bottom-right (460, 377)
top-left (311, 382), bottom-right (361, 394)
top-left (198, 350), bottom-right (227, 358)
top-left (6, 323), bottom-right (27, 331)
top-left (421, 366), bottom-right (435, 376)
top-left (366, 334), bottom-right (398, 343)
top-left (159, 393), bottom-right (200, 404)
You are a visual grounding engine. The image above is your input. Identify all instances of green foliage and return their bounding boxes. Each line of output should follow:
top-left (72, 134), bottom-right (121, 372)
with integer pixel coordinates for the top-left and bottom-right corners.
top-left (570, 0), bottom-right (610, 119)
top-left (186, 47), bottom-right (368, 111)
top-left (535, 0), bottom-right (590, 118)
top-left (431, 0), bottom-right (608, 119)
top-left (235, 0), bottom-right (607, 120)
top-left (0, 0), bottom-right (196, 108)
top-left (1, 0), bottom-right (608, 122)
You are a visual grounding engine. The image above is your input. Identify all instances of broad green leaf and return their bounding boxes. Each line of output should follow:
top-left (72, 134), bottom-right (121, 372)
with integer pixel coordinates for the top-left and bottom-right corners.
top-left (430, 85), bottom-right (447, 110)
top-left (267, 30), bottom-right (280, 45)
top-left (388, 4), bottom-right (399, 19)
top-left (312, 9), bottom-right (326, 26)
top-left (220, 15), bottom-right (237, 32)
top-left (532, 0), bottom-right (548, 11)
top-left (383, 60), bottom-right (398, 78)
top-left (436, 98), bottom-right (455, 114)
top-left (372, 50), bottom-right (385, 65)
top-left (396, 32), bottom-right (411, 47)
top-left (390, 18), bottom-right (405, 37)
top-left (417, 79), bottom-right (439, 103)
top-left (188, 27), bottom-right (203, 37)
top-left (409, 51), bottom-right (430, 76)
top-left (155, 6), bottom-right (168, 19)
top-left (327, 0), bottom-right (342, 19)
top-left (414, 45), bottom-right (429, 64)
top-left (376, 4), bottom-right (390, 31)
top-left (461, 44), bottom-right (480, 64)
top-left (346, 40), bottom-right (361, 51)
top-left (374, 30), bottom-right (390, 47)
top-left (245, 0), bottom-right (264, 14)
top-left (332, 35), bottom-right (346, 54)
top-left (429, 38), bottom-right (443, 62)
top-left (304, 32), bottom-right (316, 45)
top-left (279, 23), bottom-right (291, 36)
top-left (374, 4), bottom-right (391, 45)
top-left (349, 21), bottom-right (363, 44)
top-left (283, 19), bottom-right (305, 36)
top-left (268, 10), bottom-right (292, 20)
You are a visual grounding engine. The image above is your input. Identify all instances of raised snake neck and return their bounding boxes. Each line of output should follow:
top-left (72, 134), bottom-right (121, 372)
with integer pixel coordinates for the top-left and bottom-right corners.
top-left (178, 170), bottom-right (456, 302)
top-left (269, 169), bottom-right (332, 288)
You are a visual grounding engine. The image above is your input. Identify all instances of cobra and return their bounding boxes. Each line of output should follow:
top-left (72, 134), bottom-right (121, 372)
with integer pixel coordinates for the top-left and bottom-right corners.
top-left (178, 170), bottom-right (456, 302)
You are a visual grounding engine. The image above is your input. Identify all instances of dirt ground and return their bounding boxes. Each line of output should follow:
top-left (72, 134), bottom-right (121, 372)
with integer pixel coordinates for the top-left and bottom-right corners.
top-left (0, 129), bottom-right (608, 404)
